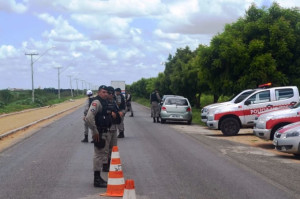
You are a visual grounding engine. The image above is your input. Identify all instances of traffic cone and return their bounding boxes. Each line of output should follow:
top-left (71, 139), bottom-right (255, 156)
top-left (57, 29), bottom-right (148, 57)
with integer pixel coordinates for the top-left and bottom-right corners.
top-left (122, 179), bottom-right (136, 199)
top-left (100, 146), bottom-right (125, 197)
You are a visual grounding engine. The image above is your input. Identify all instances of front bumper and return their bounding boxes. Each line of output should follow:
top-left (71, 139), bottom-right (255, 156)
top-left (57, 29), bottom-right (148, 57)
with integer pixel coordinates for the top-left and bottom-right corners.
top-left (206, 120), bottom-right (218, 129)
top-left (273, 138), bottom-right (300, 154)
top-left (253, 128), bottom-right (272, 140)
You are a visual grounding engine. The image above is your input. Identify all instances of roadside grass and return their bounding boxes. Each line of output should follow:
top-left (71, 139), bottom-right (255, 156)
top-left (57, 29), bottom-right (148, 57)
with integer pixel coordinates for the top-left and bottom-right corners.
top-left (0, 95), bottom-right (85, 114)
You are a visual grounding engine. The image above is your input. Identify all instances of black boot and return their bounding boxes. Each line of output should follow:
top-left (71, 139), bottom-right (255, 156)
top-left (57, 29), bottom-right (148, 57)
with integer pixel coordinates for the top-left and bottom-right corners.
top-left (156, 117), bottom-right (160, 123)
top-left (117, 131), bottom-right (125, 138)
top-left (94, 171), bottom-right (107, 188)
top-left (81, 135), bottom-right (88, 143)
top-left (153, 117), bottom-right (156, 123)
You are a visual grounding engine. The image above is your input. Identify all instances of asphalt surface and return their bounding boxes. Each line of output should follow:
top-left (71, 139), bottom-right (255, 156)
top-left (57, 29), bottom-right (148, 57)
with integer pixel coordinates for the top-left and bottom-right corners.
top-left (0, 102), bottom-right (299, 199)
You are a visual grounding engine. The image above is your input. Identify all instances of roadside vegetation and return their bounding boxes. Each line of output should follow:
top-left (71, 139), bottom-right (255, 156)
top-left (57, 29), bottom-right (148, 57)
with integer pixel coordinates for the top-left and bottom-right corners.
top-left (127, 3), bottom-right (300, 109)
top-left (0, 88), bottom-right (86, 114)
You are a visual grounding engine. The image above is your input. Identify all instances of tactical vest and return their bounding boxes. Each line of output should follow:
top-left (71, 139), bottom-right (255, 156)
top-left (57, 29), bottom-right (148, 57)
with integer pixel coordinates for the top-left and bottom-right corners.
top-left (151, 92), bottom-right (158, 102)
top-left (93, 96), bottom-right (112, 132)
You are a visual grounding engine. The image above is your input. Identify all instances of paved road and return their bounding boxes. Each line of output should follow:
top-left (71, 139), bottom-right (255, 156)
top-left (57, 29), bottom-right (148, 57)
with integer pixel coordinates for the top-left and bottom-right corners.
top-left (0, 102), bottom-right (299, 199)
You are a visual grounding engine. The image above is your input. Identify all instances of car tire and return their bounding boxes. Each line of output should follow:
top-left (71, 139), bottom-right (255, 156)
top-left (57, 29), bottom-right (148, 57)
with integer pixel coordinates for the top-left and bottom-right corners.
top-left (187, 119), bottom-right (192, 125)
top-left (220, 117), bottom-right (240, 136)
top-left (161, 119), bottom-right (166, 124)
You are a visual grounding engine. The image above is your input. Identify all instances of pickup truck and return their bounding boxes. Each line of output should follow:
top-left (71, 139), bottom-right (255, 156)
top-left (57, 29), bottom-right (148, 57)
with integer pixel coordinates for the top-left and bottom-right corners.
top-left (201, 89), bottom-right (256, 123)
top-left (253, 102), bottom-right (300, 140)
top-left (206, 85), bottom-right (299, 136)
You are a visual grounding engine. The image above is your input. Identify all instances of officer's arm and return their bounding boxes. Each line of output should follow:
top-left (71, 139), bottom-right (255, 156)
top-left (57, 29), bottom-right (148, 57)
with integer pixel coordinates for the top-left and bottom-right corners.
top-left (83, 99), bottom-right (90, 116)
top-left (85, 100), bottom-right (101, 136)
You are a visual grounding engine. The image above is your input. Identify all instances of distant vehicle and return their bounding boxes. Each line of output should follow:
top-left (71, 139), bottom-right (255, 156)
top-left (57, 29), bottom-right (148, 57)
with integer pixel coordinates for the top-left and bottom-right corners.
top-left (253, 101), bottom-right (300, 140)
top-left (111, 80), bottom-right (125, 95)
top-left (160, 96), bottom-right (192, 124)
top-left (206, 84), bottom-right (299, 136)
top-left (273, 121), bottom-right (300, 156)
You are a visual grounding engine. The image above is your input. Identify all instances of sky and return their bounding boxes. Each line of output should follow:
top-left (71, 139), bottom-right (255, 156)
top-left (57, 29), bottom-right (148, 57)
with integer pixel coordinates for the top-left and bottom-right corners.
top-left (0, 0), bottom-right (299, 90)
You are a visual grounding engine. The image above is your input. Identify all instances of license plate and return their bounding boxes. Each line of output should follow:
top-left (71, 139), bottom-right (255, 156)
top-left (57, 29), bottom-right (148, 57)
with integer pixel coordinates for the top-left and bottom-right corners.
top-left (170, 115), bottom-right (180, 118)
top-left (281, 146), bottom-right (286, 151)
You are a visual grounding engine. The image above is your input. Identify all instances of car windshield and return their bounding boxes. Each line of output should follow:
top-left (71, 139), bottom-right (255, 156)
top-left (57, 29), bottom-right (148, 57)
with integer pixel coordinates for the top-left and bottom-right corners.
top-left (234, 90), bottom-right (256, 103)
top-left (165, 98), bottom-right (188, 105)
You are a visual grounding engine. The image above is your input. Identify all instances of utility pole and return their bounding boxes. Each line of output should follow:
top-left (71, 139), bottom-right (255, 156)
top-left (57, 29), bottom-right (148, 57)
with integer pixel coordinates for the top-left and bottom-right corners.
top-left (25, 53), bottom-right (39, 103)
top-left (81, 80), bottom-right (85, 95)
top-left (54, 66), bottom-right (62, 99)
top-left (25, 46), bottom-right (55, 103)
top-left (67, 75), bottom-right (73, 97)
top-left (75, 78), bottom-right (79, 96)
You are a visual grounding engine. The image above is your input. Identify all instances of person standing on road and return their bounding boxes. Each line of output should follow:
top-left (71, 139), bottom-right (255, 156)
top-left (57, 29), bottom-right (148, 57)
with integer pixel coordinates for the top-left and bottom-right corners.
top-left (81, 90), bottom-right (94, 143)
top-left (150, 89), bottom-right (161, 123)
top-left (114, 88), bottom-right (126, 138)
top-left (85, 85), bottom-right (117, 188)
top-left (102, 86), bottom-right (123, 172)
top-left (125, 91), bottom-right (133, 117)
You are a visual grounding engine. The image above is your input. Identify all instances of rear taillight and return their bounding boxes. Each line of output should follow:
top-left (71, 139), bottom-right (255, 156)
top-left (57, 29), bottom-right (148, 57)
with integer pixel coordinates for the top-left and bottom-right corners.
top-left (162, 106), bottom-right (167, 111)
top-left (187, 107), bottom-right (191, 112)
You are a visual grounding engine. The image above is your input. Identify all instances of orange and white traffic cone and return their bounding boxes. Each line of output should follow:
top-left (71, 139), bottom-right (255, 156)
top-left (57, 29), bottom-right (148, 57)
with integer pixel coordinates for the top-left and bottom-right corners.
top-left (122, 179), bottom-right (136, 199)
top-left (100, 146), bottom-right (125, 197)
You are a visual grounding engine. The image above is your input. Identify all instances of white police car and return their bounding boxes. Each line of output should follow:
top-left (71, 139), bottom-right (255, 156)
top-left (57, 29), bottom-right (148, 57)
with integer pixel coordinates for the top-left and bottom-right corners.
top-left (273, 122), bottom-right (300, 156)
top-left (206, 84), bottom-right (299, 136)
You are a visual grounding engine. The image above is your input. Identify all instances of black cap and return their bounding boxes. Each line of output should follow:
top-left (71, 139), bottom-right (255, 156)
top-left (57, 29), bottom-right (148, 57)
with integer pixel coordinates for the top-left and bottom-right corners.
top-left (98, 85), bottom-right (107, 91)
top-left (106, 86), bottom-right (115, 94)
top-left (115, 88), bottom-right (121, 92)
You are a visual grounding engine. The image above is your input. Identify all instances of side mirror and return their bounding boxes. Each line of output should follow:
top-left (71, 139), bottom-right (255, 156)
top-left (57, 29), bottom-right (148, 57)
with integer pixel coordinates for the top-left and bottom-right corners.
top-left (244, 100), bottom-right (251, 106)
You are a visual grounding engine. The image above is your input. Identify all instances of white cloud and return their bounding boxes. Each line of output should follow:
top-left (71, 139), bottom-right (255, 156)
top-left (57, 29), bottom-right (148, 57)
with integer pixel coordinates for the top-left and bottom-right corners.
top-left (0, 0), bottom-right (27, 13)
top-left (37, 13), bottom-right (85, 41)
top-left (0, 45), bottom-right (18, 59)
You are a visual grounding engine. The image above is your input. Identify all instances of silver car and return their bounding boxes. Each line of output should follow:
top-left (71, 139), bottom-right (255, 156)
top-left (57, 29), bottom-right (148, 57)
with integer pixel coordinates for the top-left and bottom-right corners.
top-left (273, 121), bottom-right (300, 157)
top-left (160, 96), bottom-right (192, 124)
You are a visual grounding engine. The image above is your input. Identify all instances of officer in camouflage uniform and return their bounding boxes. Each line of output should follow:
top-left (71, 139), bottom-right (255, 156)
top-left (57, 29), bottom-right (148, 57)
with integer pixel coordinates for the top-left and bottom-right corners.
top-left (81, 90), bottom-right (93, 143)
top-left (85, 85), bottom-right (118, 188)
top-left (126, 91), bottom-right (133, 117)
top-left (150, 89), bottom-right (161, 123)
top-left (102, 86), bottom-right (123, 172)
top-left (114, 88), bottom-right (126, 138)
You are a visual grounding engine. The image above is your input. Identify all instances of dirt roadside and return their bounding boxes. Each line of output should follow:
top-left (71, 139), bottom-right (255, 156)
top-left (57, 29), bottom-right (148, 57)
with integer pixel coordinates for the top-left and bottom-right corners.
top-left (0, 98), bottom-right (86, 152)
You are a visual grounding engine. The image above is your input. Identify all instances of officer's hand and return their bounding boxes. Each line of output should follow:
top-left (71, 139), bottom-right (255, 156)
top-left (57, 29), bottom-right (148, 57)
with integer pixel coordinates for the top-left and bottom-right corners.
top-left (111, 112), bottom-right (117, 119)
top-left (119, 111), bottom-right (124, 117)
top-left (93, 134), bottom-right (100, 142)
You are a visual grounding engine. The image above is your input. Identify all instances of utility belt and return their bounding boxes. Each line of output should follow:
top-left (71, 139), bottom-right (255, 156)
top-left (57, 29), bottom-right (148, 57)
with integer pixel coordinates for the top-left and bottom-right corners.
top-left (97, 127), bottom-right (110, 134)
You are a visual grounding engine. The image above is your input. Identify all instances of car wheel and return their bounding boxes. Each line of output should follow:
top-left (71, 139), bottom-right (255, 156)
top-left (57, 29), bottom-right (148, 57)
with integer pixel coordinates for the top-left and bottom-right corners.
top-left (161, 119), bottom-right (166, 124)
top-left (187, 119), bottom-right (192, 125)
top-left (220, 117), bottom-right (240, 136)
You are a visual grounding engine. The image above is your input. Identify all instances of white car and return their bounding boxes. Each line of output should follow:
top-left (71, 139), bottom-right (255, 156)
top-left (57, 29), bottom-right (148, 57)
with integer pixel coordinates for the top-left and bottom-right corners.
top-left (273, 122), bottom-right (300, 156)
top-left (206, 85), bottom-right (299, 136)
top-left (201, 89), bottom-right (256, 123)
top-left (253, 102), bottom-right (300, 140)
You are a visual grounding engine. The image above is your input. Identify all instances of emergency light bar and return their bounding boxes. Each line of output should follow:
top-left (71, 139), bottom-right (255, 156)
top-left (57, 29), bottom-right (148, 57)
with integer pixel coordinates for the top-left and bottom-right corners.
top-left (258, 82), bottom-right (272, 88)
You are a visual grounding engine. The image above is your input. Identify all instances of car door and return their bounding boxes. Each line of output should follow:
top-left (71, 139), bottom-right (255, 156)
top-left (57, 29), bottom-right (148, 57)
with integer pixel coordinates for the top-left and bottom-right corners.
top-left (242, 90), bottom-right (272, 125)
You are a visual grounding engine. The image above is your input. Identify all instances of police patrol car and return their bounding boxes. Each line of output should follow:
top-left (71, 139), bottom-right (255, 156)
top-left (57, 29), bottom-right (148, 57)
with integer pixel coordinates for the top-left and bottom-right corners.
top-left (206, 83), bottom-right (299, 136)
top-left (201, 89), bottom-right (257, 123)
top-left (253, 101), bottom-right (300, 140)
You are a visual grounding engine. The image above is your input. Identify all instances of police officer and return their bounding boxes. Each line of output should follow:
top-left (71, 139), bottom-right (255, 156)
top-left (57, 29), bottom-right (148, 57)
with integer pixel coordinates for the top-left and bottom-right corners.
top-left (150, 88), bottom-right (161, 123)
top-left (81, 90), bottom-right (93, 143)
top-left (126, 91), bottom-right (133, 117)
top-left (102, 86), bottom-right (123, 172)
top-left (85, 85), bottom-right (118, 188)
top-left (114, 88), bottom-right (126, 138)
